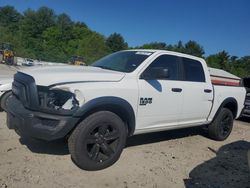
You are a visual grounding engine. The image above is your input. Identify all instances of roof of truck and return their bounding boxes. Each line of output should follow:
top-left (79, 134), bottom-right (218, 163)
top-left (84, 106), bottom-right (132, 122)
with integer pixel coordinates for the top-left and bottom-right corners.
top-left (125, 49), bottom-right (205, 61)
top-left (126, 50), bottom-right (240, 80)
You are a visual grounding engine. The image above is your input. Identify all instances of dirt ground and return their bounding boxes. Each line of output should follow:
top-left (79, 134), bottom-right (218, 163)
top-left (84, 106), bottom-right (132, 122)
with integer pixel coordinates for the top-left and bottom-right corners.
top-left (0, 111), bottom-right (249, 188)
top-left (0, 64), bottom-right (17, 78)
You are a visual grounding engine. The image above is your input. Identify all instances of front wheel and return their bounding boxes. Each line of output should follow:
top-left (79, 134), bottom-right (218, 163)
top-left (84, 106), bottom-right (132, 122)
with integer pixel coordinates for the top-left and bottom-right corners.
top-left (208, 108), bottom-right (234, 141)
top-left (68, 111), bottom-right (127, 170)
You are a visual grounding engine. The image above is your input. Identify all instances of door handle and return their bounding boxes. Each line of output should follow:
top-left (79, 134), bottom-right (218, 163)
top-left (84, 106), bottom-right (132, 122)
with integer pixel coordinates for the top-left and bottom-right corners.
top-left (204, 89), bottom-right (212, 93)
top-left (172, 88), bottom-right (182, 92)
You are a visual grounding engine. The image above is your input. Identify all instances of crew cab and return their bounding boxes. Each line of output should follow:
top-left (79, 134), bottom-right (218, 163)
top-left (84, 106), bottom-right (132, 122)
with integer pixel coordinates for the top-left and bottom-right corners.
top-left (3, 50), bottom-right (246, 170)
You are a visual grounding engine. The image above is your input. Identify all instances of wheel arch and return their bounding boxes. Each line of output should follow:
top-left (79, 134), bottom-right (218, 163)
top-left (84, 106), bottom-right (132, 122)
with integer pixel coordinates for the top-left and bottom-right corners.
top-left (73, 97), bottom-right (136, 136)
top-left (214, 97), bottom-right (238, 120)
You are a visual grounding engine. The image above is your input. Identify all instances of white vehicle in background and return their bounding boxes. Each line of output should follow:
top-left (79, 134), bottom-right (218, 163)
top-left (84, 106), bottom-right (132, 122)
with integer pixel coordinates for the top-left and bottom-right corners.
top-left (22, 58), bottom-right (35, 66)
top-left (16, 57), bottom-right (34, 66)
top-left (3, 50), bottom-right (246, 170)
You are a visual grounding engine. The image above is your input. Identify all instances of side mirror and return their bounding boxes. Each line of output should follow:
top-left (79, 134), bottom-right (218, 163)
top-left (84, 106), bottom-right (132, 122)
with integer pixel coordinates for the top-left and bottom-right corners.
top-left (141, 67), bottom-right (170, 80)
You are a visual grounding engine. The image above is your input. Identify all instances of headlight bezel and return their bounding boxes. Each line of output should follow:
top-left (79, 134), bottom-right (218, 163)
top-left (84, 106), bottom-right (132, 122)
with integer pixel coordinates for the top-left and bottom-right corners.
top-left (36, 85), bottom-right (81, 115)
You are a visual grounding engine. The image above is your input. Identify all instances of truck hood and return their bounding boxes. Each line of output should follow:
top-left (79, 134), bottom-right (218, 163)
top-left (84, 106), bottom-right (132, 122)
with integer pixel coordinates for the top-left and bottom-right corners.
top-left (0, 77), bottom-right (13, 92)
top-left (19, 66), bottom-right (125, 86)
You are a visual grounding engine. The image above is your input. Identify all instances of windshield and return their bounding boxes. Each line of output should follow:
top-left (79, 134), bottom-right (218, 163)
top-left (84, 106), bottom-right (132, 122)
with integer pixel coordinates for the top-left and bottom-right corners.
top-left (91, 51), bottom-right (153, 73)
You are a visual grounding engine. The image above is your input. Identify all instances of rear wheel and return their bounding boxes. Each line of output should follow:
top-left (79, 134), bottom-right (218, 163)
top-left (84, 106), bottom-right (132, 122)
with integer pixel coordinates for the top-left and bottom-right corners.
top-left (68, 111), bottom-right (127, 170)
top-left (208, 108), bottom-right (234, 141)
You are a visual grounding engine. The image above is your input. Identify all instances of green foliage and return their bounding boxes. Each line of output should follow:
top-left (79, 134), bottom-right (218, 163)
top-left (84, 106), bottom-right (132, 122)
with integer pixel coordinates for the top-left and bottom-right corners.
top-left (206, 51), bottom-right (230, 70)
top-left (0, 6), bottom-right (110, 64)
top-left (206, 52), bottom-right (250, 77)
top-left (136, 40), bottom-right (204, 58)
top-left (0, 5), bottom-right (249, 77)
top-left (0, 6), bottom-right (21, 27)
top-left (106, 33), bottom-right (128, 52)
top-left (229, 56), bottom-right (250, 78)
top-left (184, 40), bottom-right (205, 57)
top-left (136, 42), bottom-right (166, 50)
top-left (138, 42), bottom-right (167, 50)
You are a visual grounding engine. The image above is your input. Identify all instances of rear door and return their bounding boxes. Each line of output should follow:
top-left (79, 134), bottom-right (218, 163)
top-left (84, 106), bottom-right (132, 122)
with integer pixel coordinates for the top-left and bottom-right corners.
top-left (179, 57), bottom-right (213, 125)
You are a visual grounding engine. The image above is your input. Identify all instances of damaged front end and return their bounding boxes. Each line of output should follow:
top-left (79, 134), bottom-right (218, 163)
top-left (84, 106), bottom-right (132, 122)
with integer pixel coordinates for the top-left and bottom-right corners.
top-left (37, 86), bottom-right (79, 113)
top-left (5, 72), bottom-right (83, 140)
top-left (11, 72), bottom-right (83, 115)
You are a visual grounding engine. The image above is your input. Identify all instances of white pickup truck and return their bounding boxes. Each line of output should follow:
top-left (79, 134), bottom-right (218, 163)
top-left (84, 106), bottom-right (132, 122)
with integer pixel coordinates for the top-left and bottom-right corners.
top-left (3, 50), bottom-right (246, 170)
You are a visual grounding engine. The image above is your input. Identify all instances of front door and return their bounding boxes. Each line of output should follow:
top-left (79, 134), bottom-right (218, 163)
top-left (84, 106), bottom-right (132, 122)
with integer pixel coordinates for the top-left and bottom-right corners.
top-left (136, 54), bottom-right (183, 132)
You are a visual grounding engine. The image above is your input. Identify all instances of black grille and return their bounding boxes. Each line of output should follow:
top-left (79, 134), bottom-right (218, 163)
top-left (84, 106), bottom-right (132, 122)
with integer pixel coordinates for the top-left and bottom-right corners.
top-left (12, 72), bottom-right (39, 109)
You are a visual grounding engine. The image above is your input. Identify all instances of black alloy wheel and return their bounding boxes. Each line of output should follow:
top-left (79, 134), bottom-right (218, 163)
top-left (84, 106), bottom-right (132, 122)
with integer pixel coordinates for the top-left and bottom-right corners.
top-left (208, 108), bottom-right (234, 141)
top-left (219, 113), bottom-right (232, 137)
top-left (86, 124), bottom-right (120, 163)
top-left (68, 111), bottom-right (127, 170)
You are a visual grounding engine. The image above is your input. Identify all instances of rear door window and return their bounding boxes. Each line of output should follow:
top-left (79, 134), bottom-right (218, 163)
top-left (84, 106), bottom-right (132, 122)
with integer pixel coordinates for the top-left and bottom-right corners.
top-left (181, 57), bottom-right (205, 82)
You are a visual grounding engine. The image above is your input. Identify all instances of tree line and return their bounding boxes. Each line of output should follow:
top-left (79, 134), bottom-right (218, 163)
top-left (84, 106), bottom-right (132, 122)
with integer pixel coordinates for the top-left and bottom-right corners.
top-left (0, 6), bottom-right (249, 77)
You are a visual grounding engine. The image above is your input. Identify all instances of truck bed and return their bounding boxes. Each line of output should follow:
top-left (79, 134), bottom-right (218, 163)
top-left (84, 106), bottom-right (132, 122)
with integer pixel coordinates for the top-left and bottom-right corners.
top-left (208, 67), bottom-right (241, 86)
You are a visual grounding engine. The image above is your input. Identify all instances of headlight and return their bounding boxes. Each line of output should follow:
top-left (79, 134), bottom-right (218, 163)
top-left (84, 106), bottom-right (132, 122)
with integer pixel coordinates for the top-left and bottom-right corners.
top-left (37, 86), bottom-right (84, 111)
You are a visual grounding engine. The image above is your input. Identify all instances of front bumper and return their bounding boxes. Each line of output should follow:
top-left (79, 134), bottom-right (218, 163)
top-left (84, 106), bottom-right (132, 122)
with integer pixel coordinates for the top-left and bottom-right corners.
top-left (5, 95), bottom-right (79, 141)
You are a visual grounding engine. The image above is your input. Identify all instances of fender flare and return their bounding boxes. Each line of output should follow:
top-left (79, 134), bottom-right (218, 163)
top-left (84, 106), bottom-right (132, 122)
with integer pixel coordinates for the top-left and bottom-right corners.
top-left (73, 96), bottom-right (136, 136)
top-left (213, 97), bottom-right (238, 120)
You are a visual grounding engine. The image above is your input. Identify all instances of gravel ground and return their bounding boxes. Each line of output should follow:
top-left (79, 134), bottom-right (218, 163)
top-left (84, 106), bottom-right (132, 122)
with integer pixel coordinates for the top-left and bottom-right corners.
top-left (0, 111), bottom-right (249, 188)
top-left (0, 64), bottom-right (17, 78)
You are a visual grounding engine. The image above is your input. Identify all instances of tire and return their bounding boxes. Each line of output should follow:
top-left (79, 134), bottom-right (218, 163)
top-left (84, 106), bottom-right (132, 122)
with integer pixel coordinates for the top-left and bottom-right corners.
top-left (68, 111), bottom-right (127, 170)
top-left (208, 108), bottom-right (234, 141)
top-left (0, 91), bottom-right (11, 112)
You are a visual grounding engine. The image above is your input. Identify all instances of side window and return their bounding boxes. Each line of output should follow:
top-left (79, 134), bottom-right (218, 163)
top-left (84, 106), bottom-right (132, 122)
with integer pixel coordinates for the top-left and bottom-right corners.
top-left (181, 58), bottom-right (205, 82)
top-left (143, 55), bottom-right (179, 80)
